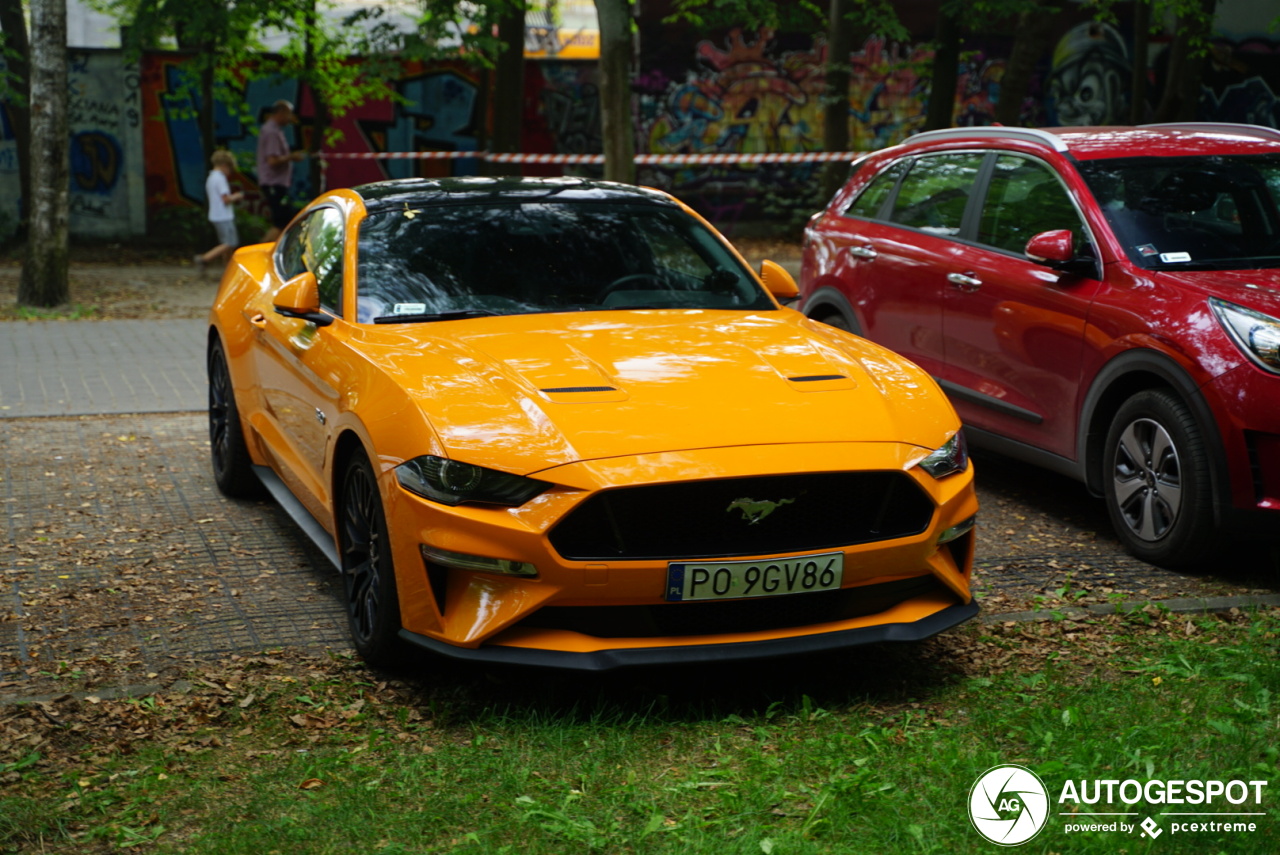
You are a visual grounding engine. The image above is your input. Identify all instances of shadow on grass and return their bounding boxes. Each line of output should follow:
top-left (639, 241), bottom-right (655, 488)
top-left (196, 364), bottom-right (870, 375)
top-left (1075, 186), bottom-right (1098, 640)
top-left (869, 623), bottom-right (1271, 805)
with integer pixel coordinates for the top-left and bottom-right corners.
top-left (375, 631), bottom-right (973, 728)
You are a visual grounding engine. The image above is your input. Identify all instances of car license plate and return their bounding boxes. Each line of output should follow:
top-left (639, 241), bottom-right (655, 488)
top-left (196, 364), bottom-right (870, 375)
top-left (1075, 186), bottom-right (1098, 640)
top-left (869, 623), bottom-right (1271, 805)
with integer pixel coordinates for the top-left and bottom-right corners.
top-left (665, 553), bottom-right (844, 602)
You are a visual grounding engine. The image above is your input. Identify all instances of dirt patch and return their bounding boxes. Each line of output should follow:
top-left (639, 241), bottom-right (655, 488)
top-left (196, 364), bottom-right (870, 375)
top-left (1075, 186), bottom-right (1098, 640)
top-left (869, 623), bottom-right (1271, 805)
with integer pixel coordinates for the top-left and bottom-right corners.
top-left (0, 265), bottom-right (217, 321)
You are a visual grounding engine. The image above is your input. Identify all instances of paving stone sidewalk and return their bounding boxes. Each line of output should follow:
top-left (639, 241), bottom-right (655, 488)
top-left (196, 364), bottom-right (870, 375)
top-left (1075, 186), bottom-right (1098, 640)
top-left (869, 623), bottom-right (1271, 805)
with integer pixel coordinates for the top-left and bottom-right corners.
top-left (0, 320), bottom-right (207, 418)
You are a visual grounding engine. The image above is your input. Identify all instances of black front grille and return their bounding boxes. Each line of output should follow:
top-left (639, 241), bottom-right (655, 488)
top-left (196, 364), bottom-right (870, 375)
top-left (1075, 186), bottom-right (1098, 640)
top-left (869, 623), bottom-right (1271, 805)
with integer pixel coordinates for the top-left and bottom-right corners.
top-left (548, 471), bottom-right (934, 561)
top-left (519, 576), bottom-right (944, 638)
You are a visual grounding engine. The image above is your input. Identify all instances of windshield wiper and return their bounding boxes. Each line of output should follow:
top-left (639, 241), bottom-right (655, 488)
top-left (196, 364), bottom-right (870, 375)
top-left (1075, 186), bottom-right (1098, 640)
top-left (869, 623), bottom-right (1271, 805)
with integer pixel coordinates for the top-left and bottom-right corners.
top-left (373, 309), bottom-right (501, 323)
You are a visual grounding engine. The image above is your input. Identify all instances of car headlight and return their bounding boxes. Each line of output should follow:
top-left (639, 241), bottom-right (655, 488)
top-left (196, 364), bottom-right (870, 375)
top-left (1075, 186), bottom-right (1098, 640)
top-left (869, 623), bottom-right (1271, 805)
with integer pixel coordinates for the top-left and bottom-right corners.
top-left (395, 456), bottom-right (550, 506)
top-left (914, 431), bottom-right (969, 479)
top-left (1211, 298), bottom-right (1280, 374)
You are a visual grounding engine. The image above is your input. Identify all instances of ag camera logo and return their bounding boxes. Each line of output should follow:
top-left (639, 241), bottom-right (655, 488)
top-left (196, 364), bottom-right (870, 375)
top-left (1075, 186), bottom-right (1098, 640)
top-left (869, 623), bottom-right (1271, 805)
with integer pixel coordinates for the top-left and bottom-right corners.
top-left (969, 764), bottom-right (1050, 846)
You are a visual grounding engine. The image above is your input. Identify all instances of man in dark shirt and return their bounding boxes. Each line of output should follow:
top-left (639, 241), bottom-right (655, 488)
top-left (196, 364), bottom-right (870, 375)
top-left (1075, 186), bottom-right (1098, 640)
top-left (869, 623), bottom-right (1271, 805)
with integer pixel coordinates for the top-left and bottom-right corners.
top-left (256, 100), bottom-right (305, 242)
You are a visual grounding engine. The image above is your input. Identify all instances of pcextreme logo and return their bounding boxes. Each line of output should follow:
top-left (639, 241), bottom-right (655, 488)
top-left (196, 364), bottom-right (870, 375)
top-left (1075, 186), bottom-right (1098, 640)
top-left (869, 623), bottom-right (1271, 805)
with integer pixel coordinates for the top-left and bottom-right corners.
top-left (968, 765), bottom-right (1050, 846)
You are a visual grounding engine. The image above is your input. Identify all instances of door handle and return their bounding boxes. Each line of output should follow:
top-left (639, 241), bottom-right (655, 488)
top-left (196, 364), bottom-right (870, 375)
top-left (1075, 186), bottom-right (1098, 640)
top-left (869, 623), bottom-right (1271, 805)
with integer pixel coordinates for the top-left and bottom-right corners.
top-left (849, 245), bottom-right (877, 259)
top-left (947, 272), bottom-right (982, 292)
top-left (249, 313), bottom-right (268, 329)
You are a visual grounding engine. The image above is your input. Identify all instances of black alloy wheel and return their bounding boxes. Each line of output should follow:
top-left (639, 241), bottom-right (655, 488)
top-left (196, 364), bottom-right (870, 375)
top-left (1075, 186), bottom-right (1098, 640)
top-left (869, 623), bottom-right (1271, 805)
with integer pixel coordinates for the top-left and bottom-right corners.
top-left (340, 451), bottom-right (405, 666)
top-left (207, 340), bottom-right (261, 498)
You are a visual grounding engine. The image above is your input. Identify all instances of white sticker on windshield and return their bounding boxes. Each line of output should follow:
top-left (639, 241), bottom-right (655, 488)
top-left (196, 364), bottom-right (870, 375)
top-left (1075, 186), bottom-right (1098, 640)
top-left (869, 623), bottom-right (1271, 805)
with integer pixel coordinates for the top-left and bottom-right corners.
top-left (393, 303), bottom-right (427, 314)
top-left (1159, 252), bottom-right (1192, 263)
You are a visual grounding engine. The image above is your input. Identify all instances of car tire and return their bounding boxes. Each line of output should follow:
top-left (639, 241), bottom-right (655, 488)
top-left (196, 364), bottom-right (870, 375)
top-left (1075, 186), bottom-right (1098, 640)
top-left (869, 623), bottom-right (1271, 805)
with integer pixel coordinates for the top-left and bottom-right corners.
top-left (1103, 388), bottom-right (1214, 568)
top-left (208, 339), bottom-right (262, 498)
top-left (339, 449), bottom-right (405, 667)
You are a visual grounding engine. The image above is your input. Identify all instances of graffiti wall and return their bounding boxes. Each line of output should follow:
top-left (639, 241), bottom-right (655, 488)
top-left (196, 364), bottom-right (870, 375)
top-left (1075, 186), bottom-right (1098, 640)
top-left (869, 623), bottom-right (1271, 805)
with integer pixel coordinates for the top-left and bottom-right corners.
top-left (140, 54), bottom-right (490, 222)
top-left (2, 3), bottom-right (1279, 242)
top-left (635, 4), bottom-right (1280, 227)
top-left (0, 50), bottom-right (146, 240)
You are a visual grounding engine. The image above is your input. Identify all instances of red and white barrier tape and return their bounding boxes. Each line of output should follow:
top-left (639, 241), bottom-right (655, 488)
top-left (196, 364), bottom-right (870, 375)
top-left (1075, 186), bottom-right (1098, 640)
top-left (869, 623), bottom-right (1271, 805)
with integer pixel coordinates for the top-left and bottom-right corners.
top-left (318, 150), bottom-right (859, 164)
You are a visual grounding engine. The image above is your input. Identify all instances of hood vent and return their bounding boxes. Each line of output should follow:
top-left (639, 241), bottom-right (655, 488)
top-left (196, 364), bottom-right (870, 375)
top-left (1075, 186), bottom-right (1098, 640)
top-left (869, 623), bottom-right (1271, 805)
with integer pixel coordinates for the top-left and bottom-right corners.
top-left (540, 386), bottom-right (619, 393)
top-left (788, 374), bottom-right (847, 382)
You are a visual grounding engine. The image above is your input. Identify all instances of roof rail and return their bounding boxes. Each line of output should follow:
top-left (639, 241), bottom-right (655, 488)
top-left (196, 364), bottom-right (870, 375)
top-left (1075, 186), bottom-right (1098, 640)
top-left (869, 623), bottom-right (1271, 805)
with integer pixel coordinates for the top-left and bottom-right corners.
top-left (1139, 122), bottom-right (1280, 142)
top-left (906, 126), bottom-right (1071, 153)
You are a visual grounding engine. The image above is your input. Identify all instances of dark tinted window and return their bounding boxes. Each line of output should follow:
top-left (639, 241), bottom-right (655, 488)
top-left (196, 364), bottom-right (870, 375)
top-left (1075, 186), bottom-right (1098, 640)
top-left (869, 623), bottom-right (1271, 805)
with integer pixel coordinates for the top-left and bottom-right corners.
top-left (305, 208), bottom-right (345, 312)
top-left (889, 153), bottom-right (986, 236)
top-left (979, 155), bottom-right (1088, 254)
top-left (354, 201), bottom-right (772, 323)
top-left (1079, 154), bottom-right (1280, 269)
top-left (274, 207), bottom-right (345, 314)
top-left (844, 161), bottom-right (907, 219)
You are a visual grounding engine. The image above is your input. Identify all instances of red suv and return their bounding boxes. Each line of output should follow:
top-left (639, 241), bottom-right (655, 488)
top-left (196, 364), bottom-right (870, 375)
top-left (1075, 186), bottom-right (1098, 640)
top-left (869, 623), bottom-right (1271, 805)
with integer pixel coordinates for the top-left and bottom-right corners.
top-left (800, 123), bottom-right (1280, 568)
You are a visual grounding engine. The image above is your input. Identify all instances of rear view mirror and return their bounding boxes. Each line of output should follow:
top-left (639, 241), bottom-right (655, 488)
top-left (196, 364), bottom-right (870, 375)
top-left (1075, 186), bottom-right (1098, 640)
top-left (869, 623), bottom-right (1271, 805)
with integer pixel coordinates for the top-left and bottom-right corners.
top-left (274, 271), bottom-right (334, 326)
top-left (760, 259), bottom-right (799, 302)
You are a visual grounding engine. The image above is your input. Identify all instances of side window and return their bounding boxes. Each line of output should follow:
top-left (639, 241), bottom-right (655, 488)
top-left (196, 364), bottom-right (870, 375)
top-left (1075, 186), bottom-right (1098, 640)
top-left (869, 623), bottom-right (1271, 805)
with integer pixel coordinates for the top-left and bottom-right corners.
top-left (843, 161), bottom-right (907, 220)
top-left (979, 155), bottom-right (1088, 254)
top-left (276, 220), bottom-right (308, 280)
top-left (305, 208), bottom-right (345, 313)
top-left (888, 153), bottom-right (985, 236)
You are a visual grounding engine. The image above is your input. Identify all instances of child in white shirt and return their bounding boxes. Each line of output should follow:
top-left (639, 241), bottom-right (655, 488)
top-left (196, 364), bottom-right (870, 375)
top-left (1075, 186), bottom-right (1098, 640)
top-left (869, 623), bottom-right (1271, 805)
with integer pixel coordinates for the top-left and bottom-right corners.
top-left (194, 150), bottom-right (245, 276)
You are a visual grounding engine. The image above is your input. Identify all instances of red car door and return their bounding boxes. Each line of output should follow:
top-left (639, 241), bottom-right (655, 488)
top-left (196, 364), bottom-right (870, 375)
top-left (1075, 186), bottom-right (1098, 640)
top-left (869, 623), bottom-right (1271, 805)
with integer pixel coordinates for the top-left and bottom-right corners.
top-left (851, 152), bottom-right (988, 379)
top-left (940, 153), bottom-right (1104, 459)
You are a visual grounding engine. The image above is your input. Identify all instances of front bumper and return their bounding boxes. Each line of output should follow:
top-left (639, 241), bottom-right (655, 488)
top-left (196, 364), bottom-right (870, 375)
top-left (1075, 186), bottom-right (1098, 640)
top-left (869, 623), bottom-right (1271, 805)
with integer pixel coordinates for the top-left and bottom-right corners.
top-left (399, 598), bottom-right (980, 671)
top-left (383, 441), bottom-right (980, 656)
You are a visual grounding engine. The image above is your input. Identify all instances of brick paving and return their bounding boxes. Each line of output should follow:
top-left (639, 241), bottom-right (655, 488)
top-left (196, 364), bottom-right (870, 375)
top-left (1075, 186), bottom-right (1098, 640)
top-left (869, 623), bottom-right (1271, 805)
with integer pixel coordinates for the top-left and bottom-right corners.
top-left (0, 320), bottom-right (207, 417)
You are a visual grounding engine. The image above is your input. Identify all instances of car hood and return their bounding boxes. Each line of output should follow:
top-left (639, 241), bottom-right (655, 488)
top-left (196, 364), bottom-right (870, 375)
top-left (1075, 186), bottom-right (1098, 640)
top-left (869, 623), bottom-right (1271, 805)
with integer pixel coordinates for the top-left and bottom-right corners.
top-left (355, 310), bottom-right (957, 475)
top-left (1151, 266), bottom-right (1280, 316)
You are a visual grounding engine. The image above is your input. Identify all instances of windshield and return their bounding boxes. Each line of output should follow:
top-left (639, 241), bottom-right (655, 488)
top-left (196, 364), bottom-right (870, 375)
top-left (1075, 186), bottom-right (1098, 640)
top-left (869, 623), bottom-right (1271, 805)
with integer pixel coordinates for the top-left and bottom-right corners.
top-left (1078, 154), bottom-right (1280, 270)
top-left (354, 200), bottom-right (772, 322)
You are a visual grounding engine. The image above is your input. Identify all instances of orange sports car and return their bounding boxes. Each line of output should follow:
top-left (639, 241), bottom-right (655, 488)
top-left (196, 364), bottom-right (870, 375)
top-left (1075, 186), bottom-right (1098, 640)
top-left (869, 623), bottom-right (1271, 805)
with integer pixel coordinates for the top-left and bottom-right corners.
top-left (207, 177), bottom-right (978, 670)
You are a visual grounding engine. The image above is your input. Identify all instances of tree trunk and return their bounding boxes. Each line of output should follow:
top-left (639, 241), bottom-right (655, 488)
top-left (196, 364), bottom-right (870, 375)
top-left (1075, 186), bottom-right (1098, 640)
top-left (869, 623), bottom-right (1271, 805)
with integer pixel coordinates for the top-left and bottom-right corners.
top-left (993, 5), bottom-right (1058, 126)
top-left (303, 0), bottom-right (329, 196)
top-left (1130, 0), bottom-right (1151, 123)
top-left (822, 0), bottom-right (853, 199)
top-left (1153, 0), bottom-right (1216, 123)
top-left (18, 0), bottom-right (70, 309)
top-left (488, 4), bottom-right (526, 177)
top-left (0, 0), bottom-right (31, 231)
top-left (199, 58), bottom-right (216, 171)
top-left (594, 0), bottom-right (634, 184)
top-left (924, 10), bottom-right (961, 131)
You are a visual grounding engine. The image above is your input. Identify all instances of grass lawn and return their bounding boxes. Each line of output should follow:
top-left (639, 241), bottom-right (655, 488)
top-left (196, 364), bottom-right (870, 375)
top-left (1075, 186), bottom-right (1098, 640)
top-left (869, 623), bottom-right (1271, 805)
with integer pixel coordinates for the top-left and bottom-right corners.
top-left (2, 606), bottom-right (1278, 854)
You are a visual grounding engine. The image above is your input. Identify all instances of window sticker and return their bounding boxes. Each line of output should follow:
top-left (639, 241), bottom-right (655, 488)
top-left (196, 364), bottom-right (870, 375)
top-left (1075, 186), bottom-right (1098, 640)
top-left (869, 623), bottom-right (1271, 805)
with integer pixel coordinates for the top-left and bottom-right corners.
top-left (1137, 244), bottom-right (1159, 257)
top-left (393, 303), bottom-right (427, 315)
top-left (1159, 252), bottom-right (1192, 263)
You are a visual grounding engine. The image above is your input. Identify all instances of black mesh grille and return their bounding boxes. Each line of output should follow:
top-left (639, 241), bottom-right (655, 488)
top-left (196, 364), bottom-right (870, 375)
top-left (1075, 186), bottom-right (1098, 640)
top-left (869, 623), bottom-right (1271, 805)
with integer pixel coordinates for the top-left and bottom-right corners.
top-left (518, 576), bottom-right (944, 638)
top-left (549, 471), bottom-right (935, 561)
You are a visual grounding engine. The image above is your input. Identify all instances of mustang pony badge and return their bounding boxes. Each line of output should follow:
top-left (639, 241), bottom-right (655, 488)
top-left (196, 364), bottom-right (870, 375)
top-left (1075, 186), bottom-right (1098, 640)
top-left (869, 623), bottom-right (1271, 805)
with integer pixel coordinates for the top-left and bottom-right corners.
top-left (727, 497), bottom-right (795, 525)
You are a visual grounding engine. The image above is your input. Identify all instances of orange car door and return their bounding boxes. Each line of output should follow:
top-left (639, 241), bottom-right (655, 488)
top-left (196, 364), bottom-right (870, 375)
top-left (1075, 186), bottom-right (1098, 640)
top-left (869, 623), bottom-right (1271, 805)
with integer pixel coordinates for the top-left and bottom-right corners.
top-left (248, 207), bottom-right (348, 523)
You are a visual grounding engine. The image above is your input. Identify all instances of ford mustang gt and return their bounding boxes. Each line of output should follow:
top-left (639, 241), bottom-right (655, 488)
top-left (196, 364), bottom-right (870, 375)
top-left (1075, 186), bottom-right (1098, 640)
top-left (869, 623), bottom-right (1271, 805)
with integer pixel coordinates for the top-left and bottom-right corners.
top-left (207, 177), bottom-right (979, 670)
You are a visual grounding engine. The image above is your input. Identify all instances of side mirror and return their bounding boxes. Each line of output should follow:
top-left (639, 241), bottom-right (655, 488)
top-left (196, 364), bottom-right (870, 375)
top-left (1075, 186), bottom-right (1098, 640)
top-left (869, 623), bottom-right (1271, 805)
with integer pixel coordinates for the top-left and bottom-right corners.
top-left (1025, 229), bottom-right (1074, 263)
top-left (1025, 230), bottom-right (1098, 278)
top-left (760, 259), bottom-right (799, 302)
top-left (273, 271), bottom-right (334, 326)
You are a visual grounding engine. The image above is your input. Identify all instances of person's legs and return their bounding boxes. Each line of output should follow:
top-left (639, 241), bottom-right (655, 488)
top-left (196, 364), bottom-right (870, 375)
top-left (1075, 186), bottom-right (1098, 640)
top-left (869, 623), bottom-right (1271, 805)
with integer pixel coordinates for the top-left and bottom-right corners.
top-left (261, 186), bottom-right (294, 242)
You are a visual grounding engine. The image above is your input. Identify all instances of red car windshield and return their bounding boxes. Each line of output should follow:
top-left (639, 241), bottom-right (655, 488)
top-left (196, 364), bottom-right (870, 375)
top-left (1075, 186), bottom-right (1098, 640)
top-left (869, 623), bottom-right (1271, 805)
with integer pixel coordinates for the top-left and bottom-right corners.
top-left (1079, 154), bottom-right (1280, 271)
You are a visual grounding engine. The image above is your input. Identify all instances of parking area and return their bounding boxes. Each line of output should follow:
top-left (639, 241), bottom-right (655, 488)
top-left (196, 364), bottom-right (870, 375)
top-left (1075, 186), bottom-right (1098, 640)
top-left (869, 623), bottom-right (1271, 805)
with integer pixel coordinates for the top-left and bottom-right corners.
top-left (4, 410), bottom-right (1276, 695)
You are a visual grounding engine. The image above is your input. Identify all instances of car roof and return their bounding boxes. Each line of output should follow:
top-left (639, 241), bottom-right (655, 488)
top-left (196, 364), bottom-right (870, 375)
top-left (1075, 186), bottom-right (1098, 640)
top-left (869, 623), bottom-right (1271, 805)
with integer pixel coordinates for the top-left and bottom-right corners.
top-left (352, 176), bottom-right (678, 211)
top-left (901, 123), bottom-right (1280, 161)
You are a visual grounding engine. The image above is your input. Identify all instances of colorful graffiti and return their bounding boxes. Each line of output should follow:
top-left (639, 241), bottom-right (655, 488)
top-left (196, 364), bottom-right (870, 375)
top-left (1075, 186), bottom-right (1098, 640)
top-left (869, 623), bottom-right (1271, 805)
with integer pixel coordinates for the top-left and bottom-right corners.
top-left (139, 53), bottom-right (488, 219)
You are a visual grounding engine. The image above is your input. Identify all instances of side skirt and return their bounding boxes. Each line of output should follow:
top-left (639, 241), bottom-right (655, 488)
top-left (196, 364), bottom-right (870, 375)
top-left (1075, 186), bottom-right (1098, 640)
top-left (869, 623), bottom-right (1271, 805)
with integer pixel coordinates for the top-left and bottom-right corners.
top-left (252, 464), bottom-right (341, 570)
